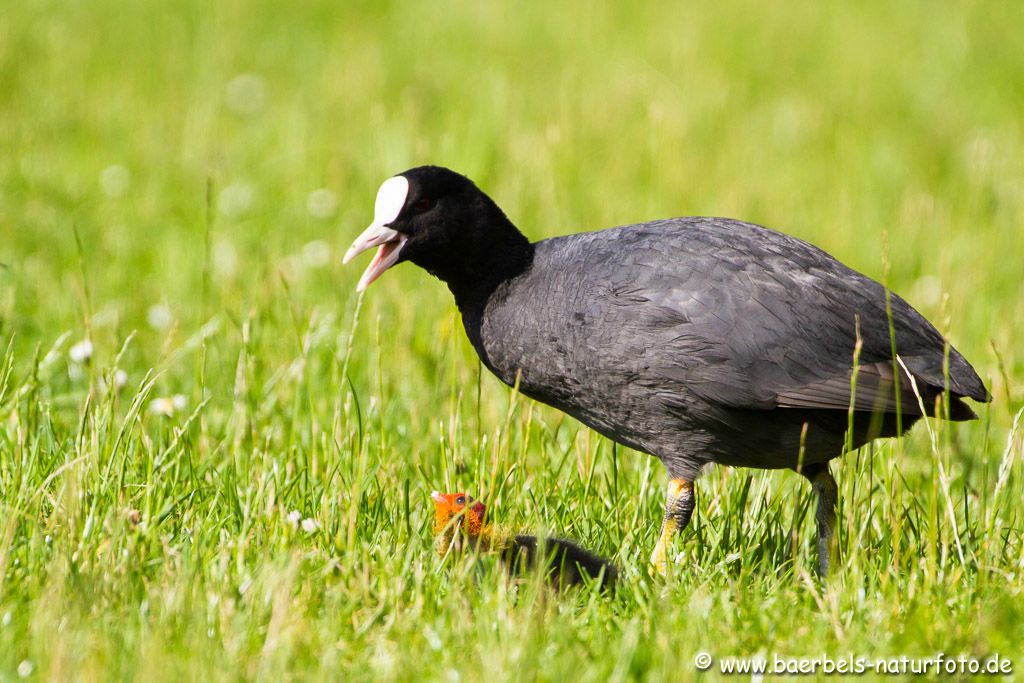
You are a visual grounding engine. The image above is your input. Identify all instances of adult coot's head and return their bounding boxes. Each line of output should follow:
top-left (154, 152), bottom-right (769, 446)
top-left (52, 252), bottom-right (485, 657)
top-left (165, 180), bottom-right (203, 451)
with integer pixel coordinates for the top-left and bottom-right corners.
top-left (343, 166), bottom-right (529, 294)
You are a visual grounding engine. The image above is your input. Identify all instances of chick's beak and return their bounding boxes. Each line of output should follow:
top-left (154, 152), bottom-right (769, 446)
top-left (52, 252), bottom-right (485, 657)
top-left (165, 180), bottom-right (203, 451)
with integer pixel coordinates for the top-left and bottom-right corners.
top-left (343, 222), bottom-right (407, 292)
top-left (430, 490), bottom-right (447, 505)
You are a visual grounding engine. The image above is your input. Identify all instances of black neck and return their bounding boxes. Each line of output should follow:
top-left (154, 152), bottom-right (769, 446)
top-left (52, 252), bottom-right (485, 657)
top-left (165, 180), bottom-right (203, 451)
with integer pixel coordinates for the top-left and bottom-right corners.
top-left (412, 209), bottom-right (534, 312)
top-left (448, 233), bottom-right (534, 312)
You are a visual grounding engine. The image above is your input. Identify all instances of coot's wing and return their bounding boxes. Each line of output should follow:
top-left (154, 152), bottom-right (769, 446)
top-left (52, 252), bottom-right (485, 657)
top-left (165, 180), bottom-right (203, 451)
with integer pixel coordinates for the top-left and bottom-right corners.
top-left (775, 361), bottom-right (932, 413)
top-left (595, 218), bottom-right (987, 416)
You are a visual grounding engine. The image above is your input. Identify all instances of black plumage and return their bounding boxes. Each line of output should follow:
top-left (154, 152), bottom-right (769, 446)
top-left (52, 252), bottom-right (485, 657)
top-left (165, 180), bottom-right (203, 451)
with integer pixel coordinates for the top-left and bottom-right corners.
top-left (467, 218), bottom-right (986, 481)
top-left (348, 166), bottom-right (990, 575)
top-left (503, 535), bottom-right (619, 591)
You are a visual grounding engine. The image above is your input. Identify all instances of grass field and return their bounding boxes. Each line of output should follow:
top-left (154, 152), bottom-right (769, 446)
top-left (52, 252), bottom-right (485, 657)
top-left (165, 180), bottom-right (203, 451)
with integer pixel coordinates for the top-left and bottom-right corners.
top-left (2, 1), bottom-right (1023, 680)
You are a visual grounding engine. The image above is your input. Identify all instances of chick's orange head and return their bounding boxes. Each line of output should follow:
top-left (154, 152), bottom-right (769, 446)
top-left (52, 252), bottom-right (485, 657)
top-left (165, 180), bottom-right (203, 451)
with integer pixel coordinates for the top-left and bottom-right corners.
top-left (430, 491), bottom-right (486, 536)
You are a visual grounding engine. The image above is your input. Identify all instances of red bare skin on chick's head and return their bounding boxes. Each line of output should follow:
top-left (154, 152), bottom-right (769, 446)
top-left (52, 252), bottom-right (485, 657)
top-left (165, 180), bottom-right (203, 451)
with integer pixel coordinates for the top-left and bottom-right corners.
top-left (431, 491), bottom-right (489, 554)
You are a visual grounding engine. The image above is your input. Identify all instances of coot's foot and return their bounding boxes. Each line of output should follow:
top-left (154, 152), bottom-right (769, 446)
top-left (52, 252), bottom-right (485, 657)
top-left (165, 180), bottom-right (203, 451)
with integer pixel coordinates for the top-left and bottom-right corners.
top-left (650, 477), bottom-right (695, 576)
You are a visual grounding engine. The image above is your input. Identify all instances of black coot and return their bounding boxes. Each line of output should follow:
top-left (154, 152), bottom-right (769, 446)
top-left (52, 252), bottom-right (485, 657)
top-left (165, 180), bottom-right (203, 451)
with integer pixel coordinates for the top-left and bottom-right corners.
top-left (344, 166), bottom-right (989, 575)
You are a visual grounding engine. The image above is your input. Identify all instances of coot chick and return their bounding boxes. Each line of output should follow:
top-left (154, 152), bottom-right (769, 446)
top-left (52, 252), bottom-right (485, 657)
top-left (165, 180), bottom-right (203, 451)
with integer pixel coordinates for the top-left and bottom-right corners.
top-left (431, 491), bottom-right (618, 590)
top-left (346, 166), bottom-right (990, 575)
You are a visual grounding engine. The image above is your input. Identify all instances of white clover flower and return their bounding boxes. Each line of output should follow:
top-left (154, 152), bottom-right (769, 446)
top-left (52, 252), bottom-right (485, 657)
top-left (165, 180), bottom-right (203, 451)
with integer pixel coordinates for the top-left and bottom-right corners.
top-left (910, 275), bottom-right (943, 309)
top-left (225, 74), bottom-right (268, 116)
top-left (287, 510), bottom-right (301, 526)
top-left (218, 181), bottom-right (256, 218)
top-left (100, 164), bottom-right (132, 198)
top-left (302, 240), bottom-right (332, 268)
top-left (300, 518), bottom-right (318, 533)
top-left (17, 660), bottom-right (33, 678)
top-left (101, 368), bottom-right (129, 394)
top-left (306, 188), bottom-right (338, 220)
top-left (69, 338), bottom-right (93, 364)
top-left (147, 304), bottom-right (173, 330)
top-left (148, 394), bottom-right (188, 418)
top-left (149, 397), bottom-right (172, 417)
top-left (213, 239), bottom-right (239, 279)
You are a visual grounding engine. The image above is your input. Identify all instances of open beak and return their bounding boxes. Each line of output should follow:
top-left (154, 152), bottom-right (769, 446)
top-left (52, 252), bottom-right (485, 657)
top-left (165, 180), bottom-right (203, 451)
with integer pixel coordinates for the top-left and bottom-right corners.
top-left (344, 174), bottom-right (411, 291)
top-left (343, 222), bottom-right (408, 291)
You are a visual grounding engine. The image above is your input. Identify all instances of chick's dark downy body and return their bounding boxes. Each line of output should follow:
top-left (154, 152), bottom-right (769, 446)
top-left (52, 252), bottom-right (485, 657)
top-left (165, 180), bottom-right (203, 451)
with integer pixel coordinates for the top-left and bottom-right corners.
top-left (431, 492), bottom-right (618, 590)
top-left (347, 166), bottom-right (990, 575)
top-left (505, 534), bottom-right (619, 590)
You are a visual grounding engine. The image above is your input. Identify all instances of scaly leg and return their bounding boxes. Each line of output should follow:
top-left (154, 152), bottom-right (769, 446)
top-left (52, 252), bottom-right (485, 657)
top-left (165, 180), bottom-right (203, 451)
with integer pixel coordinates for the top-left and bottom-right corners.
top-left (799, 463), bottom-right (838, 576)
top-left (650, 477), bottom-right (695, 576)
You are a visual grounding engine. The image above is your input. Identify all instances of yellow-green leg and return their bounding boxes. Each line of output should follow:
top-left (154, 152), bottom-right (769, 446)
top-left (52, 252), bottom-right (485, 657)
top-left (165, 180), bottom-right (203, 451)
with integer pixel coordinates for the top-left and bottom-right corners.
top-left (650, 477), bottom-right (695, 576)
top-left (800, 463), bottom-right (838, 576)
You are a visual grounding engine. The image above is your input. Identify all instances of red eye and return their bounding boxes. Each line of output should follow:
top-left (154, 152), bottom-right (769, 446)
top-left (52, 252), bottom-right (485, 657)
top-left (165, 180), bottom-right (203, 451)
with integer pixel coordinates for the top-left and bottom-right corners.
top-left (414, 197), bottom-right (433, 212)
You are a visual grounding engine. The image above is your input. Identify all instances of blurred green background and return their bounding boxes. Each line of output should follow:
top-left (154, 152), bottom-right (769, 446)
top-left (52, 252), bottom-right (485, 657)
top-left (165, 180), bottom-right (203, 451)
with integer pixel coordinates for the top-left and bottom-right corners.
top-left (1, 1), bottom-right (1023, 680)
top-left (4, 1), bottom-right (1023, 357)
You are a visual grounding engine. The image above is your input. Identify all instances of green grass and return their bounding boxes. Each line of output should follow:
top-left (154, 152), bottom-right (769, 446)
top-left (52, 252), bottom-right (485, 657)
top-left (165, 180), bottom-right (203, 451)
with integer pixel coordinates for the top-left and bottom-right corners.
top-left (2, 0), bottom-right (1024, 680)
